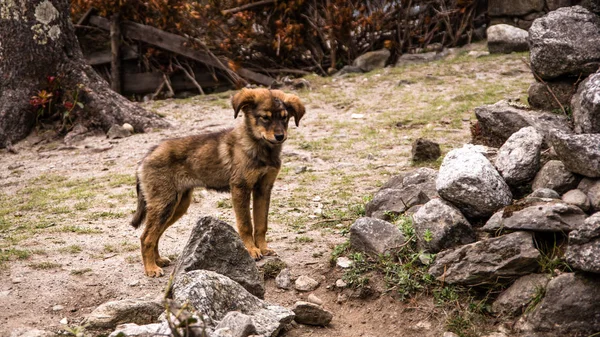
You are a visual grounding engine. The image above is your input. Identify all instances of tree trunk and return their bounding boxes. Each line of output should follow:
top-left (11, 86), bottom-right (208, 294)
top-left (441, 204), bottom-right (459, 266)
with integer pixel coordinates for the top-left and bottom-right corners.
top-left (0, 0), bottom-right (169, 148)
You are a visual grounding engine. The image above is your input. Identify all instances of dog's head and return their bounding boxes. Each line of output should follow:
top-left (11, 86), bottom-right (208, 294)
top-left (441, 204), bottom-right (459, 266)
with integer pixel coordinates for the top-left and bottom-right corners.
top-left (231, 88), bottom-right (305, 145)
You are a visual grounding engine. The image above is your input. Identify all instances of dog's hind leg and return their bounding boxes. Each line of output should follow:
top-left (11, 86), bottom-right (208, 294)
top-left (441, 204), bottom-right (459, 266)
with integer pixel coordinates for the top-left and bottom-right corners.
top-left (141, 192), bottom-right (180, 277)
top-left (153, 189), bottom-right (193, 267)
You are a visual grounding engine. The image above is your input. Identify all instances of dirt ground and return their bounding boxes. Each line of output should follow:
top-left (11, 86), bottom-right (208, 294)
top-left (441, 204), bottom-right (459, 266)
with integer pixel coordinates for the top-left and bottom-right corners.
top-left (0, 42), bottom-right (534, 337)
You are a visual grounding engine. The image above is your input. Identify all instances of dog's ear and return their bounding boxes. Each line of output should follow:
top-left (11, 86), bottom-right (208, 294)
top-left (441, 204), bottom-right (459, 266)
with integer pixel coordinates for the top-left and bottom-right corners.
top-left (231, 89), bottom-right (256, 119)
top-left (283, 94), bottom-right (306, 127)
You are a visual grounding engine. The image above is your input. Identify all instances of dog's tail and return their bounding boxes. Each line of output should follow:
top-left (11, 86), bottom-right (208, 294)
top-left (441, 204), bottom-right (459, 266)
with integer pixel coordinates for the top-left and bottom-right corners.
top-left (130, 174), bottom-right (147, 229)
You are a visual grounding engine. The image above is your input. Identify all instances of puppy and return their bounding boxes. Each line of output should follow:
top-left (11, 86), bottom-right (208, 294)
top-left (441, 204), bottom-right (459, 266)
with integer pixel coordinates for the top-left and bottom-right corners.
top-left (130, 88), bottom-right (305, 277)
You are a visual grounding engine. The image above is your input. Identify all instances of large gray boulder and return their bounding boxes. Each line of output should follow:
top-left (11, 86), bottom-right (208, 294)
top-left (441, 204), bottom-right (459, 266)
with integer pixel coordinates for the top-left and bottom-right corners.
top-left (428, 231), bottom-right (540, 285)
top-left (474, 100), bottom-right (571, 147)
top-left (412, 198), bottom-right (476, 253)
top-left (349, 217), bottom-right (405, 256)
top-left (579, 178), bottom-right (600, 211)
top-left (528, 79), bottom-right (576, 112)
top-left (532, 160), bottom-right (580, 194)
top-left (571, 72), bottom-right (600, 134)
top-left (172, 270), bottom-right (294, 337)
top-left (529, 6), bottom-right (600, 80)
top-left (492, 274), bottom-right (551, 317)
top-left (482, 200), bottom-right (586, 233)
top-left (171, 216), bottom-right (265, 299)
top-left (436, 145), bottom-right (512, 218)
top-left (84, 299), bottom-right (164, 329)
top-left (487, 24), bottom-right (529, 54)
top-left (365, 168), bottom-right (438, 220)
top-left (494, 126), bottom-right (543, 186)
top-left (551, 132), bottom-right (600, 178)
top-left (523, 273), bottom-right (600, 335)
top-left (565, 213), bottom-right (600, 273)
top-left (353, 49), bottom-right (390, 72)
top-left (488, 0), bottom-right (544, 16)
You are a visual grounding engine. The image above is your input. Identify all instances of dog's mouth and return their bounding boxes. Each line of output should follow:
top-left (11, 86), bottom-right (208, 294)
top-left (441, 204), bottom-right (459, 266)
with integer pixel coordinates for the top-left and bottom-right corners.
top-left (264, 137), bottom-right (286, 145)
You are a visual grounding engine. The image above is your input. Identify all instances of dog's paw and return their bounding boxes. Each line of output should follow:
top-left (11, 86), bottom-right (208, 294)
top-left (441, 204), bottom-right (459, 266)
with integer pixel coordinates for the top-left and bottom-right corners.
top-left (247, 247), bottom-right (263, 260)
top-left (260, 247), bottom-right (277, 256)
top-left (156, 257), bottom-right (172, 267)
top-left (144, 266), bottom-right (164, 277)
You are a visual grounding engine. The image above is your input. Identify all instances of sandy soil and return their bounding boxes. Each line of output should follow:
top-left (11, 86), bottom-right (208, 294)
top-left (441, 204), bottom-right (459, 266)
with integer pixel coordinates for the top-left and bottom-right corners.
top-left (0, 43), bottom-right (533, 337)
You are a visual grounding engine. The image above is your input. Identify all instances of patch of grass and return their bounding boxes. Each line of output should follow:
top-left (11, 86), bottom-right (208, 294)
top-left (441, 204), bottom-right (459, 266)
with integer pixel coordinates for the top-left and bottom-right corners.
top-left (261, 259), bottom-right (287, 279)
top-left (70, 268), bottom-right (92, 275)
top-left (103, 244), bottom-right (118, 253)
top-left (446, 311), bottom-right (476, 337)
top-left (120, 241), bottom-right (138, 252)
top-left (59, 225), bottom-right (103, 234)
top-left (378, 251), bottom-right (436, 300)
top-left (525, 285), bottom-right (546, 314)
top-left (534, 233), bottom-right (571, 275)
top-left (0, 248), bottom-right (31, 263)
top-left (342, 252), bottom-right (373, 288)
top-left (330, 241), bottom-right (351, 265)
top-left (217, 199), bottom-right (232, 209)
top-left (29, 261), bottom-right (62, 270)
top-left (125, 255), bottom-right (140, 264)
top-left (87, 211), bottom-right (126, 221)
top-left (74, 202), bottom-right (89, 211)
top-left (60, 245), bottom-right (83, 254)
top-left (106, 174), bottom-right (136, 187)
top-left (51, 206), bottom-right (72, 214)
top-left (295, 236), bottom-right (314, 243)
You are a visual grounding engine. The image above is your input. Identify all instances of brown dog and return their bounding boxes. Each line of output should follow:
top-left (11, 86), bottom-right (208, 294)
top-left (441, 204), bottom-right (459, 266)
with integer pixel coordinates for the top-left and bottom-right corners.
top-left (130, 88), bottom-right (305, 277)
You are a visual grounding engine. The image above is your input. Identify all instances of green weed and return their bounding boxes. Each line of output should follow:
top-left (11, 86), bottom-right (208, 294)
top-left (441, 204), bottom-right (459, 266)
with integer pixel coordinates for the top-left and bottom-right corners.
top-left (29, 261), bottom-right (62, 270)
top-left (295, 236), bottom-right (314, 243)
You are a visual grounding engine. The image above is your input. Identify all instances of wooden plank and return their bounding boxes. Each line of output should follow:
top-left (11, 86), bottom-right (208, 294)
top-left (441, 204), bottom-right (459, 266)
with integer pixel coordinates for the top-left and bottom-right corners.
top-left (76, 7), bottom-right (97, 26)
top-left (221, 0), bottom-right (276, 15)
top-left (110, 13), bottom-right (122, 94)
top-left (88, 15), bottom-right (275, 86)
top-left (122, 72), bottom-right (224, 95)
top-left (85, 46), bottom-right (138, 66)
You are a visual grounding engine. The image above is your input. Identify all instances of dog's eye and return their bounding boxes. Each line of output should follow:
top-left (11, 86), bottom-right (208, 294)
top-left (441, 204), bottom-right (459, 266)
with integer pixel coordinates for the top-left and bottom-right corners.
top-left (259, 116), bottom-right (270, 122)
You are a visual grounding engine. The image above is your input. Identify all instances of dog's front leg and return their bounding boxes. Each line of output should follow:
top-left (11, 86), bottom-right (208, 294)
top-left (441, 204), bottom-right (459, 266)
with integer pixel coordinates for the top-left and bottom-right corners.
top-left (232, 184), bottom-right (262, 259)
top-left (253, 168), bottom-right (279, 257)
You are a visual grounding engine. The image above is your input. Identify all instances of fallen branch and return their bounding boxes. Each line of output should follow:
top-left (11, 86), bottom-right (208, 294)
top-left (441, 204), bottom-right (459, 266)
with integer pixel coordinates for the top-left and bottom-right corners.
top-left (174, 58), bottom-right (205, 95)
top-left (152, 78), bottom-right (166, 100)
top-left (163, 73), bottom-right (175, 98)
top-left (221, 0), bottom-right (276, 15)
top-left (88, 15), bottom-right (274, 86)
top-left (521, 58), bottom-right (567, 116)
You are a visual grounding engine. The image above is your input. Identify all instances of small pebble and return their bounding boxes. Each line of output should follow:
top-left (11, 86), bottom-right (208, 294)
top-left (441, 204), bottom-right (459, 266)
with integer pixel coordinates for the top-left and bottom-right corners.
top-left (294, 166), bottom-right (307, 174)
top-left (307, 294), bottom-right (324, 306)
top-left (52, 305), bottom-right (64, 312)
top-left (335, 279), bottom-right (347, 288)
top-left (336, 257), bottom-right (353, 269)
top-left (60, 317), bottom-right (68, 325)
top-left (122, 123), bottom-right (134, 133)
top-left (294, 275), bottom-right (320, 292)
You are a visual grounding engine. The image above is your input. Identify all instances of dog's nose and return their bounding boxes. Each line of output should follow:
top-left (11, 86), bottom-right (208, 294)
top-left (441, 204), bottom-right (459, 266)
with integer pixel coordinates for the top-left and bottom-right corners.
top-left (275, 134), bottom-right (285, 141)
